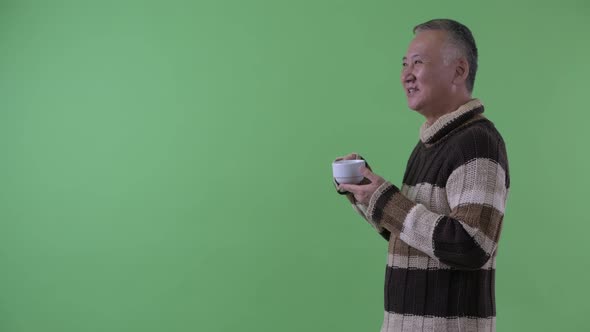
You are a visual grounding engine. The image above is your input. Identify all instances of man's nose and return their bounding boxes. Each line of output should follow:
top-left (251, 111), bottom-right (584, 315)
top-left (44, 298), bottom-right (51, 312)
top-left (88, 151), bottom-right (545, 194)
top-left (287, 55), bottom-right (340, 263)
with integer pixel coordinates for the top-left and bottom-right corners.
top-left (402, 70), bottom-right (415, 84)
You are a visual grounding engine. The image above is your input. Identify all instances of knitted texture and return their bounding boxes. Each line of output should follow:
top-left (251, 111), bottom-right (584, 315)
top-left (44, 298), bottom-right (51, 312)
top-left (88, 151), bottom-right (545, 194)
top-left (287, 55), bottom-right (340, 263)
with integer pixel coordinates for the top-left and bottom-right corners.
top-left (336, 99), bottom-right (510, 332)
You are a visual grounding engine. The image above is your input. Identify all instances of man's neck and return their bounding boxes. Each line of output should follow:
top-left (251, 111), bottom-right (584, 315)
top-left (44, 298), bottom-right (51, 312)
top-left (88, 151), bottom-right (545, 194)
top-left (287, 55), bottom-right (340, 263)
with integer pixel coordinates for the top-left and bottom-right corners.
top-left (424, 96), bottom-right (473, 127)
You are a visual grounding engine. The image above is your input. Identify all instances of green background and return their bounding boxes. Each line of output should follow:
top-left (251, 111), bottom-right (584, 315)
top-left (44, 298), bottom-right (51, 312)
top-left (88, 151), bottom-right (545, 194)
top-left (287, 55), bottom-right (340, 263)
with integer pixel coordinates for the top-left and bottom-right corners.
top-left (1, 0), bottom-right (589, 331)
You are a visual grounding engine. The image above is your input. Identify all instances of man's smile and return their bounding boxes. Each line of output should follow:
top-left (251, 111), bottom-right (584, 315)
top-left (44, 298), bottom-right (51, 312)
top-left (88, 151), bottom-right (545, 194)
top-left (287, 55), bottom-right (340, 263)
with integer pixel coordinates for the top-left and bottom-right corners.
top-left (406, 86), bottom-right (419, 96)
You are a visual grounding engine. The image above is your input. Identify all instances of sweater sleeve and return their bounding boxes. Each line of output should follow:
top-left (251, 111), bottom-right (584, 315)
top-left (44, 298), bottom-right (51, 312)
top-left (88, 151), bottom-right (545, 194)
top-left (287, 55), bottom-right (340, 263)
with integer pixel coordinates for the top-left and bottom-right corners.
top-left (333, 156), bottom-right (391, 241)
top-left (365, 129), bottom-right (509, 269)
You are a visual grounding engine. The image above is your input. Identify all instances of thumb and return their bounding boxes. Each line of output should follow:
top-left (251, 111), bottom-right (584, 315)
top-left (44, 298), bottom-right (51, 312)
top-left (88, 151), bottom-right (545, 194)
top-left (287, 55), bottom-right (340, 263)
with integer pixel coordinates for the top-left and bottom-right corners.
top-left (338, 183), bottom-right (359, 193)
top-left (360, 165), bottom-right (377, 180)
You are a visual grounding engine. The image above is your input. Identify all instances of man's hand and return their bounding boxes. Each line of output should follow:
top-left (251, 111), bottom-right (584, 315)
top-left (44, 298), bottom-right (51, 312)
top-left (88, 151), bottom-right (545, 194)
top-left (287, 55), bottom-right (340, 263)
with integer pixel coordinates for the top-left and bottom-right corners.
top-left (337, 165), bottom-right (386, 206)
top-left (334, 152), bottom-right (360, 162)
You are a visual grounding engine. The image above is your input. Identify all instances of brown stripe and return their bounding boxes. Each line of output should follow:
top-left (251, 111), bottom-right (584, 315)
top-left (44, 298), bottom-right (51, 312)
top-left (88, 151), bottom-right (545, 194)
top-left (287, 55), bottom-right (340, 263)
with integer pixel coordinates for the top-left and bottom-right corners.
top-left (387, 234), bottom-right (396, 252)
top-left (449, 203), bottom-right (503, 242)
top-left (374, 192), bottom-right (402, 235)
top-left (379, 191), bottom-right (416, 234)
top-left (393, 236), bottom-right (408, 254)
top-left (389, 235), bottom-right (430, 258)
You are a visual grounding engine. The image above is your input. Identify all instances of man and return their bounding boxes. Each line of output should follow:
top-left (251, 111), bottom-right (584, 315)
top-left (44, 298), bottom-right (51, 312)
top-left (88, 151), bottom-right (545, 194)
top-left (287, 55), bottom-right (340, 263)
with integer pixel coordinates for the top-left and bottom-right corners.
top-left (333, 19), bottom-right (509, 331)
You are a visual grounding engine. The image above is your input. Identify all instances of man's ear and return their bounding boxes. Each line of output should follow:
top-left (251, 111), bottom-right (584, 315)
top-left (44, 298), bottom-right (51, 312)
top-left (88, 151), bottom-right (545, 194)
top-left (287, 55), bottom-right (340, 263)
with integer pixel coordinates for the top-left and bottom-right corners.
top-left (453, 57), bottom-right (469, 84)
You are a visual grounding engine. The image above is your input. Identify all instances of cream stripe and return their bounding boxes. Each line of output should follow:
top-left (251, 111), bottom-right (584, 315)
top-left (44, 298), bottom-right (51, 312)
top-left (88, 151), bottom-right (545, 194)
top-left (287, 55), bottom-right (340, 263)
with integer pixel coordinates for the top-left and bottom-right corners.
top-left (482, 253), bottom-right (497, 270)
top-left (459, 220), bottom-right (497, 255)
top-left (399, 204), bottom-right (440, 257)
top-left (388, 252), bottom-right (497, 270)
top-left (388, 253), bottom-right (452, 269)
top-left (446, 158), bottom-right (508, 213)
top-left (401, 183), bottom-right (451, 215)
top-left (381, 312), bottom-right (496, 332)
top-left (419, 98), bottom-right (483, 143)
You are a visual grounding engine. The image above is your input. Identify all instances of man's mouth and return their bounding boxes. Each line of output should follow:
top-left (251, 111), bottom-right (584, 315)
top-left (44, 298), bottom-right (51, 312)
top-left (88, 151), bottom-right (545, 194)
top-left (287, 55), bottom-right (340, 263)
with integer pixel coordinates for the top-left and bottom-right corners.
top-left (407, 87), bottom-right (419, 96)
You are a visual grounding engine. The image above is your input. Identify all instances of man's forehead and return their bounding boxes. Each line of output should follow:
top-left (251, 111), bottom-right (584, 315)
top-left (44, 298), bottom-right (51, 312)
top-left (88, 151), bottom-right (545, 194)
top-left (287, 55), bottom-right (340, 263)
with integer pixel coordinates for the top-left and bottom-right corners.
top-left (404, 30), bottom-right (447, 57)
top-left (402, 54), bottom-right (423, 60)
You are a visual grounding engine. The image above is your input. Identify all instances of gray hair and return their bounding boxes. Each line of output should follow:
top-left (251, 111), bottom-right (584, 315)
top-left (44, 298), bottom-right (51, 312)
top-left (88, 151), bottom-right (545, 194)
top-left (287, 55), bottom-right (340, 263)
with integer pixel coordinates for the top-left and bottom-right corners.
top-left (413, 19), bottom-right (478, 93)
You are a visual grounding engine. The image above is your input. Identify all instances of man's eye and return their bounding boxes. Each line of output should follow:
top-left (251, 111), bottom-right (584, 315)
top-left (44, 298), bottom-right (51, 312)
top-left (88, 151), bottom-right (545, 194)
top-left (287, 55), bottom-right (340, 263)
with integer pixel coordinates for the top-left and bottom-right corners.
top-left (402, 63), bottom-right (408, 67)
top-left (414, 60), bottom-right (422, 65)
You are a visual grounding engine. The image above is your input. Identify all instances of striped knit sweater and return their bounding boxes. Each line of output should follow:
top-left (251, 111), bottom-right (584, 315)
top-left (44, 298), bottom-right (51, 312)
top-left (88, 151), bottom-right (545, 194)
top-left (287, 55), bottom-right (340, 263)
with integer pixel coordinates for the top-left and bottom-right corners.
top-left (335, 99), bottom-right (509, 332)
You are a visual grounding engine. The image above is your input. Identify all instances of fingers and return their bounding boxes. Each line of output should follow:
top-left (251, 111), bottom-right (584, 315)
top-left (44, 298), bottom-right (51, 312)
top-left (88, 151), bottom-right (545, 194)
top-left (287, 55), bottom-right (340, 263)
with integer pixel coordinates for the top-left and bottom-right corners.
top-left (360, 165), bottom-right (378, 181)
top-left (338, 183), bottom-right (369, 205)
top-left (334, 152), bottom-right (359, 162)
top-left (359, 177), bottom-right (372, 185)
top-left (360, 165), bottom-right (386, 190)
top-left (337, 183), bottom-right (360, 193)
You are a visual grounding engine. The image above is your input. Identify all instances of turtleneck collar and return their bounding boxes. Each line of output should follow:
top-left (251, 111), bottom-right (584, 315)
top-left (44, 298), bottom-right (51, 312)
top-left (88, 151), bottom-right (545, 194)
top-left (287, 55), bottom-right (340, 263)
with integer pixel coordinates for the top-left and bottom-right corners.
top-left (419, 99), bottom-right (484, 144)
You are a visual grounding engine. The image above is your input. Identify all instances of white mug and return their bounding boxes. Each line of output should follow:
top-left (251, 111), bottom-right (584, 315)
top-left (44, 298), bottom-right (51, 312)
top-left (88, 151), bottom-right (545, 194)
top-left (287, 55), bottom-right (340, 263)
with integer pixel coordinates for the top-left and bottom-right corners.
top-left (332, 159), bottom-right (365, 184)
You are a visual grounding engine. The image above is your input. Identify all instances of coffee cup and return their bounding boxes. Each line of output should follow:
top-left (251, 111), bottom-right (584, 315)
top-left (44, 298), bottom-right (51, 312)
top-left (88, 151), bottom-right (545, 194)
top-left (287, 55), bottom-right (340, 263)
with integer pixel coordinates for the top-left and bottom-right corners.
top-left (332, 159), bottom-right (365, 184)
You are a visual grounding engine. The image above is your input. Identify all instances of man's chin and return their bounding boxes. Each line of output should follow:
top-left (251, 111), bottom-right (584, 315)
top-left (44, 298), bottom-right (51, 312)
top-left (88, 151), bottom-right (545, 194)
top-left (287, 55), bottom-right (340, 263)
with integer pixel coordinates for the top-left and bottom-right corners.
top-left (406, 102), bottom-right (427, 118)
top-left (407, 101), bottom-right (421, 111)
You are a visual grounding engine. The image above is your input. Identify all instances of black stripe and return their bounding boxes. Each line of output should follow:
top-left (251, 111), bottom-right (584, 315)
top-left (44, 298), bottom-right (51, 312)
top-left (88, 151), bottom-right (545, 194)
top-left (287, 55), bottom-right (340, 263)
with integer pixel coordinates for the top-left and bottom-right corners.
top-left (372, 185), bottom-right (399, 222)
top-left (433, 216), bottom-right (491, 270)
top-left (453, 122), bottom-right (510, 188)
top-left (453, 123), bottom-right (507, 166)
top-left (384, 266), bottom-right (495, 318)
top-left (403, 120), bottom-right (509, 188)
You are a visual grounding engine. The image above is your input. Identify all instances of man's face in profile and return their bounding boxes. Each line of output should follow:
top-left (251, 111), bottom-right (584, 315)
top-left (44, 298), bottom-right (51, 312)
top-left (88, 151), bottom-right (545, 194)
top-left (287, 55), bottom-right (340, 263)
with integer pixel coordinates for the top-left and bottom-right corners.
top-left (401, 30), bottom-right (456, 115)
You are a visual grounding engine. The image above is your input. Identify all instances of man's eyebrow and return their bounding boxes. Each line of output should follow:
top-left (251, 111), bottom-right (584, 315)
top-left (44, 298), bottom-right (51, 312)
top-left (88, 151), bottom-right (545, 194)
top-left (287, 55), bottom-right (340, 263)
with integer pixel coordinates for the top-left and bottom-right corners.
top-left (402, 54), bottom-right (422, 61)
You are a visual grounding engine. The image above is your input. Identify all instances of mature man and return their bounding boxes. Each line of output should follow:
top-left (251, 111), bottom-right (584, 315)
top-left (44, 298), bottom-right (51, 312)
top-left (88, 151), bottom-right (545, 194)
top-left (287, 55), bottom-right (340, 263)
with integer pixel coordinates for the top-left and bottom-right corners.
top-left (334, 19), bottom-right (509, 331)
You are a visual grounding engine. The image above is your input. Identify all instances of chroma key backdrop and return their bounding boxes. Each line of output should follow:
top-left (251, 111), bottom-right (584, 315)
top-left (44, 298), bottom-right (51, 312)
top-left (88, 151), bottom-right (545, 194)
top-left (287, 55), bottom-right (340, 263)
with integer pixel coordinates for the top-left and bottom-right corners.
top-left (1, 0), bottom-right (589, 331)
